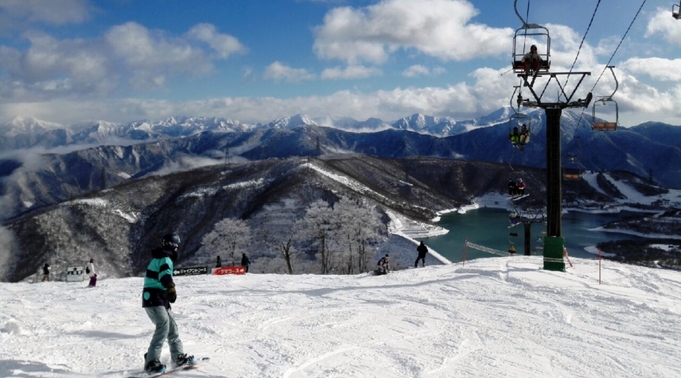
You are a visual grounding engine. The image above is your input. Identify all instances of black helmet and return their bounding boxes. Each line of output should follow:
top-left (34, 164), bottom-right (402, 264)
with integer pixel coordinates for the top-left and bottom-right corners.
top-left (162, 233), bottom-right (181, 249)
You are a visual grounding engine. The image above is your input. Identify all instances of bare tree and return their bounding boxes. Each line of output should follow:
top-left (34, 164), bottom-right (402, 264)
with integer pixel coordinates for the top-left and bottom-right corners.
top-left (261, 225), bottom-right (297, 275)
top-left (333, 197), bottom-right (383, 273)
top-left (276, 232), bottom-right (296, 275)
top-left (295, 199), bottom-right (334, 274)
top-left (201, 218), bottom-right (251, 266)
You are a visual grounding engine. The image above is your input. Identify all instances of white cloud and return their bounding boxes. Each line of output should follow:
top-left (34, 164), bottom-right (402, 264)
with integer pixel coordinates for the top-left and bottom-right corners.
top-left (263, 61), bottom-right (316, 83)
top-left (2, 70), bottom-right (679, 127)
top-left (105, 22), bottom-right (212, 73)
top-left (0, 31), bottom-right (115, 100)
top-left (320, 65), bottom-right (382, 80)
top-left (620, 57), bottom-right (681, 82)
top-left (313, 0), bottom-right (512, 65)
top-left (241, 66), bottom-right (254, 83)
top-left (0, 81), bottom-right (492, 125)
top-left (0, 22), bottom-right (245, 97)
top-left (186, 23), bottom-right (246, 59)
top-left (0, 0), bottom-right (92, 29)
top-left (540, 23), bottom-right (598, 69)
top-left (646, 8), bottom-right (681, 45)
top-left (402, 65), bottom-right (446, 78)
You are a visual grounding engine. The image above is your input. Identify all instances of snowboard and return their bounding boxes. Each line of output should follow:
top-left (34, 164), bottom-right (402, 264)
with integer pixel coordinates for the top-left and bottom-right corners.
top-left (128, 357), bottom-right (209, 378)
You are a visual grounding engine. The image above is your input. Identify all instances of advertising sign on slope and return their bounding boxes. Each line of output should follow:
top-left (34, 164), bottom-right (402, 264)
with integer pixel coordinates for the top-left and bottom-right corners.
top-left (212, 266), bottom-right (246, 275)
top-left (174, 266), bottom-right (209, 276)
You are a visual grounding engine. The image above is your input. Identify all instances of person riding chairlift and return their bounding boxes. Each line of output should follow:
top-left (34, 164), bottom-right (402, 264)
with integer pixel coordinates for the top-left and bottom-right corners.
top-left (519, 124), bottom-right (530, 145)
top-left (509, 126), bottom-right (520, 144)
top-left (516, 178), bottom-right (526, 195)
top-left (521, 45), bottom-right (542, 86)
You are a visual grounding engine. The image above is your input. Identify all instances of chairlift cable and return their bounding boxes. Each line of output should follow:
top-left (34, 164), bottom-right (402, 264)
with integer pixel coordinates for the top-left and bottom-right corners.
top-left (514, 0), bottom-right (530, 27)
top-left (567, 0), bottom-right (646, 127)
top-left (523, 0), bottom-right (531, 52)
top-left (590, 0), bottom-right (648, 93)
top-left (561, 0), bottom-right (603, 91)
top-left (513, 0), bottom-right (532, 56)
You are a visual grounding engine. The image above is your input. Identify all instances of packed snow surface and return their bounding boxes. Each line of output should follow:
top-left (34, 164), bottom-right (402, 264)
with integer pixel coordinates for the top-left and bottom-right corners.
top-left (2, 256), bottom-right (680, 377)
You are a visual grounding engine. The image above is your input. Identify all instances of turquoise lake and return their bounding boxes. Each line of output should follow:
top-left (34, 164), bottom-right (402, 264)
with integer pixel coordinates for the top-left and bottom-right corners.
top-left (424, 207), bottom-right (649, 263)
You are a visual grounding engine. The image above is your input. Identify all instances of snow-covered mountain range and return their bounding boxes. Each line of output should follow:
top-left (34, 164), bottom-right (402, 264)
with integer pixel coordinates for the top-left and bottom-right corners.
top-left (1, 107), bottom-right (681, 223)
top-left (0, 108), bottom-right (520, 150)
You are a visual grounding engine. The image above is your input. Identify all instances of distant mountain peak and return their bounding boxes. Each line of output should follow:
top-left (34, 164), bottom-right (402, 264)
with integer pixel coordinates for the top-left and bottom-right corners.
top-left (1, 116), bottom-right (63, 136)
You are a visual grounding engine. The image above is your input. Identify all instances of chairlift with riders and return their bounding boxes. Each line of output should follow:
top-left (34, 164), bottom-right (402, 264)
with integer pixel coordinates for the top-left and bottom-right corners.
top-left (509, 113), bottom-right (532, 148)
top-left (508, 86), bottom-right (532, 148)
top-left (592, 66), bottom-right (619, 131)
top-left (512, 0), bottom-right (551, 87)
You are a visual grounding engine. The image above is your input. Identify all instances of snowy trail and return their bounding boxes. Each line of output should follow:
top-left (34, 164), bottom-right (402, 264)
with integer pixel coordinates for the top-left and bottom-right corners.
top-left (2, 257), bottom-right (681, 377)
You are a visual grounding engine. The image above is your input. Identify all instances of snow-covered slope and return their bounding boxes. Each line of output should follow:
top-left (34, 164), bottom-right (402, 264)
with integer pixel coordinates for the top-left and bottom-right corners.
top-left (2, 257), bottom-right (680, 377)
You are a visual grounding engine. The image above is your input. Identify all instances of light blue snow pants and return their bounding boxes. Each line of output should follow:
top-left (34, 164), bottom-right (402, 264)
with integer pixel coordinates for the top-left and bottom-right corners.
top-left (145, 306), bottom-right (184, 364)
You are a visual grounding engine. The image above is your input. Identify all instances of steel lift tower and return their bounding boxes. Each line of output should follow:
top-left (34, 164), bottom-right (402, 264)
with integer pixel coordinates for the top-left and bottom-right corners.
top-left (517, 74), bottom-right (592, 270)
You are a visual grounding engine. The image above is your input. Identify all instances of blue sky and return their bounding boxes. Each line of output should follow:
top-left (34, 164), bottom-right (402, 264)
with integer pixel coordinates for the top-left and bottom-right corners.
top-left (0, 0), bottom-right (680, 126)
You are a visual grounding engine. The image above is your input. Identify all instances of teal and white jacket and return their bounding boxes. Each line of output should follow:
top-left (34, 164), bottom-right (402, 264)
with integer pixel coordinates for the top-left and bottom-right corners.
top-left (142, 247), bottom-right (176, 309)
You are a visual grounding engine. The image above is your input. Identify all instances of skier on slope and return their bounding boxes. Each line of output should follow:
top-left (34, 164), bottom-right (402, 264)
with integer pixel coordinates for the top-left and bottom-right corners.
top-left (86, 258), bottom-right (97, 287)
top-left (376, 254), bottom-right (390, 275)
top-left (142, 233), bottom-right (194, 374)
top-left (415, 241), bottom-right (428, 268)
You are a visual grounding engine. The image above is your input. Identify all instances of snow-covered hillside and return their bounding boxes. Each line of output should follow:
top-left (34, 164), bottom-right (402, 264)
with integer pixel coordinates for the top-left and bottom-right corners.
top-left (2, 257), bottom-right (680, 377)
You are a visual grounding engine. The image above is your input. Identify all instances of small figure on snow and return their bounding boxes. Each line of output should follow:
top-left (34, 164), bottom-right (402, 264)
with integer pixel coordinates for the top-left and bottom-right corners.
top-left (142, 233), bottom-right (194, 374)
top-left (42, 263), bottom-right (50, 282)
top-left (415, 241), bottom-right (428, 268)
top-left (241, 253), bottom-right (250, 273)
top-left (216, 255), bottom-right (222, 268)
top-left (86, 258), bottom-right (97, 287)
top-left (376, 254), bottom-right (390, 275)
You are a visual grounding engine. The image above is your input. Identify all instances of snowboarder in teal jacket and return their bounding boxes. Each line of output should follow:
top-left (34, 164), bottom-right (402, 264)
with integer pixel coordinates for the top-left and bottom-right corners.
top-left (142, 233), bottom-right (194, 374)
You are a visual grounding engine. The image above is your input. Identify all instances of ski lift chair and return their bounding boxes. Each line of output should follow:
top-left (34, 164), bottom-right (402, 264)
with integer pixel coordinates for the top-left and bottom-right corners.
top-left (563, 154), bottom-right (582, 181)
top-left (508, 232), bottom-right (518, 254)
top-left (673, 3), bottom-right (680, 19)
top-left (563, 168), bottom-right (582, 181)
top-left (512, 25), bottom-right (552, 74)
top-left (592, 66), bottom-right (619, 131)
top-left (535, 236), bottom-right (544, 251)
top-left (592, 97), bottom-right (618, 131)
top-left (509, 113), bottom-right (531, 147)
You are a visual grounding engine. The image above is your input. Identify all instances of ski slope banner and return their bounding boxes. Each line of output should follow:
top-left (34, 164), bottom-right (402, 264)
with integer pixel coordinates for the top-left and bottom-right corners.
top-left (212, 266), bottom-right (246, 275)
top-left (173, 266), bottom-right (210, 276)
